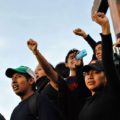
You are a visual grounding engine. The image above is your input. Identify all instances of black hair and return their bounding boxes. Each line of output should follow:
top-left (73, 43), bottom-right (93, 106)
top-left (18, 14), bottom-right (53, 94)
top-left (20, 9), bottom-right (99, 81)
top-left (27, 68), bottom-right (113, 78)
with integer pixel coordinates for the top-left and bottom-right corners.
top-left (95, 41), bottom-right (102, 48)
top-left (65, 49), bottom-right (79, 63)
top-left (55, 62), bottom-right (69, 78)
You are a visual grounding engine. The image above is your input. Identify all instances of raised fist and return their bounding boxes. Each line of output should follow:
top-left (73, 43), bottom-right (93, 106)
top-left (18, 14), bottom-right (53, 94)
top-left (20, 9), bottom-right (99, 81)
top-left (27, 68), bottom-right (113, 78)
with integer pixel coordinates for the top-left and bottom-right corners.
top-left (93, 12), bottom-right (110, 35)
top-left (92, 12), bottom-right (109, 27)
top-left (73, 28), bottom-right (88, 38)
top-left (27, 39), bottom-right (38, 53)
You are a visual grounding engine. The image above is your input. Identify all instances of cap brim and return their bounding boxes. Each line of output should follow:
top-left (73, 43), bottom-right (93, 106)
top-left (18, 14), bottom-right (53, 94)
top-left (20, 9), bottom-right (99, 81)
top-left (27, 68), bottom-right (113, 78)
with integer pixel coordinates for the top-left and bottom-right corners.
top-left (82, 64), bottom-right (103, 72)
top-left (6, 68), bottom-right (21, 78)
top-left (82, 65), bottom-right (94, 72)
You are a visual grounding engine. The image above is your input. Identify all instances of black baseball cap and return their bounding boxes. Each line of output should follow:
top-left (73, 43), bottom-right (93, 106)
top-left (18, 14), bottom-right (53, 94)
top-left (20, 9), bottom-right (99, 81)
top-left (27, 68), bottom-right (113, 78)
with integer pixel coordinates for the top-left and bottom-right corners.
top-left (82, 61), bottom-right (104, 72)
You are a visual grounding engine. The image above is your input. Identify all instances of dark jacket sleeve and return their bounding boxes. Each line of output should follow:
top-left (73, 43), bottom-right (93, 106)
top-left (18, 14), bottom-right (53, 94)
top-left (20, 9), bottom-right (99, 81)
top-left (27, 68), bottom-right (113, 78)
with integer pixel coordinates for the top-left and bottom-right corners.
top-left (101, 34), bottom-right (120, 94)
top-left (85, 35), bottom-right (97, 60)
top-left (85, 35), bottom-right (96, 51)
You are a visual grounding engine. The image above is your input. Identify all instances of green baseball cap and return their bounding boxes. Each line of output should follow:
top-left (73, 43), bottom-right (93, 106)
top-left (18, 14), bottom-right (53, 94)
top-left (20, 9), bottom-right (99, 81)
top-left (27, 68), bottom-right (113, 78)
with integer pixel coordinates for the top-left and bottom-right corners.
top-left (5, 66), bottom-right (36, 80)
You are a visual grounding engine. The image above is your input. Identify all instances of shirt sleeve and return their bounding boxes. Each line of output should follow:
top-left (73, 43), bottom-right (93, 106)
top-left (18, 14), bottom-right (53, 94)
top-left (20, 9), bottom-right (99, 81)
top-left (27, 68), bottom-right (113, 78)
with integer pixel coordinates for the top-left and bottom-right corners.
top-left (85, 35), bottom-right (97, 51)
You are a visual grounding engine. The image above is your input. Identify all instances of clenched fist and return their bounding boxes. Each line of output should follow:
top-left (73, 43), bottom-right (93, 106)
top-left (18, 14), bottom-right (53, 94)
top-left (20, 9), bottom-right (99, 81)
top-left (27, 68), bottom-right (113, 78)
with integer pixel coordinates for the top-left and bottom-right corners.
top-left (27, 39), bottom-right (38, 54)
top-left (93, 12), bottom-right (110, 35)
top-left (73, 28), bottom-right (88, 38)
top-left (92, 12), bottom-right (109, 27)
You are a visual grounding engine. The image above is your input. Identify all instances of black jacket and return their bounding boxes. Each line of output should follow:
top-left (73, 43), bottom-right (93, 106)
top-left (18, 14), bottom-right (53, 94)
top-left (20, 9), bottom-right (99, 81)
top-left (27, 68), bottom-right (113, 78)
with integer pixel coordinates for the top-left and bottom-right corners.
top-left (79, 34), bottom-right (120, 120)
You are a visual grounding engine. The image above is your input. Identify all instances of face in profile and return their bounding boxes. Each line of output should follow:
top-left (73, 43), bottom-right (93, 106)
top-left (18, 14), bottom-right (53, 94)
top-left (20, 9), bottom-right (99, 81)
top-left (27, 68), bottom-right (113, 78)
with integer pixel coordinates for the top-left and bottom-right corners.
top-left (35, 65), bottom-right (46, 80)
top-left (95, 44), bottom-right (102, 61)
top-left (84, 69), bottom-right (106, 93)
top-left (12, 73), bottom-right (34, 96)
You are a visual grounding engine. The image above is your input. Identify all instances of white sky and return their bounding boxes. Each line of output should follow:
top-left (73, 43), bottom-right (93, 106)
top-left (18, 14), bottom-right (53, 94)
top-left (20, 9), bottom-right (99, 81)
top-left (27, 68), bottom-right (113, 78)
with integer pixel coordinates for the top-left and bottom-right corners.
top-left (0, 0), bottom-right (116, 119)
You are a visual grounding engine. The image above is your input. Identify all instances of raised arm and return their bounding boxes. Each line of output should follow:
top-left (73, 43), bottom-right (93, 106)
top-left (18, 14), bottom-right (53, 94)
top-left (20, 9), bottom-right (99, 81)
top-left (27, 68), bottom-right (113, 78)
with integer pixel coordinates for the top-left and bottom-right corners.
top-left (73, 28), bottom-right (96, 51)
top-left (27, 39), bottom-right (58, 84)
top-left (93, 12), bottom-right (120, 92)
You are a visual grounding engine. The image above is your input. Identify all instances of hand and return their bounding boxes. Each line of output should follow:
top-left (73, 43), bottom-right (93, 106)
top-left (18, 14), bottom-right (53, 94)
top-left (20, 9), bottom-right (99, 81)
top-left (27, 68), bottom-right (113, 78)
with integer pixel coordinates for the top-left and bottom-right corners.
top-left (93, 12), bottom-right (110, 35)
top-left (73, 28), bottom-right (88, 38)
top-left (114, 38), bottom-right (120, 47)
top-left (92, 12), bottom-right (109, 26)
top-left (27, 39), bottom-right (38, 54)
top-left (75, 59), bottom-right (83, 66)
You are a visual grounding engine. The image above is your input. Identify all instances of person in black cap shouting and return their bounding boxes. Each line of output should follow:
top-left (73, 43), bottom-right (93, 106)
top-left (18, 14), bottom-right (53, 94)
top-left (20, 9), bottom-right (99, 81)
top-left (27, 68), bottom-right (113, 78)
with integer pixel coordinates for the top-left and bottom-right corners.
top-left (5, 66), bottom-right (63, 120)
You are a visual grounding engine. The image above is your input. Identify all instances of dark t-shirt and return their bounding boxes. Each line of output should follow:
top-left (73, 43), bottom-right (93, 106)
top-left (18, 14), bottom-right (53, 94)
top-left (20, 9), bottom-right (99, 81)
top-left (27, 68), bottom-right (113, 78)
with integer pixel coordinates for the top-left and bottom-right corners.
top-left (58, 76), bottom-right (90, 120)
top-left (36, 76), bottom-right (59, 106)
top-left (10, 95), bottom-right (35, 120)
top-left (10, 94), bottom-right (63, 120)
top-left (41, 84), bottom-right (59, 106)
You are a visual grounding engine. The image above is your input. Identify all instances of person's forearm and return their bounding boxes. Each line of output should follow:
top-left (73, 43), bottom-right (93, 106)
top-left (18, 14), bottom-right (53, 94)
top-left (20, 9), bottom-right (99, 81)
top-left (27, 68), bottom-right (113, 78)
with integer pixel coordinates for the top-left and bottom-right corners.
top-left (85, 35), bottom-right (96, 51)
top-left (34, 50), bottom-right (58, 83)
top-left (102, 22), bottom-right (110, 35)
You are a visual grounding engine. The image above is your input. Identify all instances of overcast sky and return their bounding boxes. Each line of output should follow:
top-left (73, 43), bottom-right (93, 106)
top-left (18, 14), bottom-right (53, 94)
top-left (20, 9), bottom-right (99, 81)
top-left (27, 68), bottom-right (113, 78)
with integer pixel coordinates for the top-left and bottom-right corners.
top-left (0, 0), bottom-right (115, 119)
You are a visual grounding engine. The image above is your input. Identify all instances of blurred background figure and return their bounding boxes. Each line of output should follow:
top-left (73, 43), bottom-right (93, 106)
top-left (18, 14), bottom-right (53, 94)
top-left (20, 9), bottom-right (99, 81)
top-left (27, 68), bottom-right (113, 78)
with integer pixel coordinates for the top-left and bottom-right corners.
top-left (0, 113), bottom-right (5, 120)
top-left (55, 62), bottom-right (69, 79)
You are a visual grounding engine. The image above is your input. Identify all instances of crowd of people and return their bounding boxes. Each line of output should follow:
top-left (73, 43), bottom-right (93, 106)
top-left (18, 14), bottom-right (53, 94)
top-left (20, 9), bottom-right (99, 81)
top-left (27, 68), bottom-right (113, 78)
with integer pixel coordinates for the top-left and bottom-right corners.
top-left (1, 12), bottom-right (120, 120)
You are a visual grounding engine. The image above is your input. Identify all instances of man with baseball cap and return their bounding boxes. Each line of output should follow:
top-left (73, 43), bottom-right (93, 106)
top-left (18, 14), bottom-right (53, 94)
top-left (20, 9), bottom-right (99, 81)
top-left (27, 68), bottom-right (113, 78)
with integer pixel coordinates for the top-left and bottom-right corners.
top-left (6, 66), bottom-right (36, 97)
top-left (6, 66), bottom-right (63, 120)
top-left (6, 66), bottom-right (36, 80)
top-left (5, 66), bottom-right (37, 120)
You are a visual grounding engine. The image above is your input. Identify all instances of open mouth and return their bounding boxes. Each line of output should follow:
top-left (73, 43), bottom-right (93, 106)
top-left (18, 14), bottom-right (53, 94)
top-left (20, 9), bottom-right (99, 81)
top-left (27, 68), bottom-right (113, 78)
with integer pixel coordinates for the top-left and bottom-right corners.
top-left (12, 84), bottom-right (19, 91)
